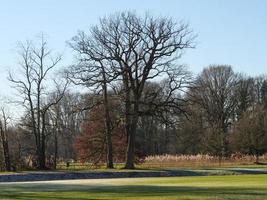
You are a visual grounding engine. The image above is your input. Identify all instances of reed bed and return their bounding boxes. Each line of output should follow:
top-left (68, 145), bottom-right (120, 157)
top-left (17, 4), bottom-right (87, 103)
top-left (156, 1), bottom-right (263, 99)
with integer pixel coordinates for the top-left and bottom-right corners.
top-left (56, 154), bottom-right (267, 170)
top-left (140, 154), bottom-right (267, 168)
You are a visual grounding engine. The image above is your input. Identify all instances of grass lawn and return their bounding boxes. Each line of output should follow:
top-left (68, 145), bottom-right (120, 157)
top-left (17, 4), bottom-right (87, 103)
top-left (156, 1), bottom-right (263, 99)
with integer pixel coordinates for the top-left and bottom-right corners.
top-left (0, 174), bottom-right (266, 200)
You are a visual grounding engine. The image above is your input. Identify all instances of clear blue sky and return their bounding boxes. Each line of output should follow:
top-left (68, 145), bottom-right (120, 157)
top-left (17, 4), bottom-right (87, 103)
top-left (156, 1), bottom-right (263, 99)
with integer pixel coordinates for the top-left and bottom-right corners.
top-left (0, 0), bottom-right (267, 100)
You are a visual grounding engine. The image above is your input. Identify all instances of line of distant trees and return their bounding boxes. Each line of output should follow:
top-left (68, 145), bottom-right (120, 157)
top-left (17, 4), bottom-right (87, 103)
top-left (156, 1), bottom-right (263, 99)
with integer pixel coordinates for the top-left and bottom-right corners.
top-left (0, 11), bottom-right (266, 171)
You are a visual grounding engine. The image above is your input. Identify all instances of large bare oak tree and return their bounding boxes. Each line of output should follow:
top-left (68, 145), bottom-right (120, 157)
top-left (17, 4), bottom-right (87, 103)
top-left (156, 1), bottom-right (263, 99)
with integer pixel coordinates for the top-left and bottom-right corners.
top-left (69, 11), bottom-right (195, 168)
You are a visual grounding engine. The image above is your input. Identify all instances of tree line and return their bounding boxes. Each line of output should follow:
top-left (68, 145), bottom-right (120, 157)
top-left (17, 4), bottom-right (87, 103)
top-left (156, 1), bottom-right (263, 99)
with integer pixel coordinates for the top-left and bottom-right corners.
top-left (0, 11), bottom-right (266, 171)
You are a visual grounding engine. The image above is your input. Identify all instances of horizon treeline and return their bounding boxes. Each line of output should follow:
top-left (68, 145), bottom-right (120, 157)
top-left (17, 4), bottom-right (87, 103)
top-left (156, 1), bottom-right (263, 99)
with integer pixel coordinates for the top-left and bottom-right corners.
top-left (0, 11), bottom-right (266, 171)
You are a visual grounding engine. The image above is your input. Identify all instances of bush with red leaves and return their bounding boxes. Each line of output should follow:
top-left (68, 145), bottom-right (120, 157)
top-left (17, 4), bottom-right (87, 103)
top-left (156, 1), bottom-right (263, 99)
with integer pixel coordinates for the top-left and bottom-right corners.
top-left (75, 104), bottom-right (127, 166)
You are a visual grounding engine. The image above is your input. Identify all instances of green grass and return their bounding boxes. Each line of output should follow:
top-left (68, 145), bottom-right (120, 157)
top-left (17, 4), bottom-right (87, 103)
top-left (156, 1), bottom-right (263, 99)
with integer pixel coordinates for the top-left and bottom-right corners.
top-left (0, 174), bottom-right (267, 199)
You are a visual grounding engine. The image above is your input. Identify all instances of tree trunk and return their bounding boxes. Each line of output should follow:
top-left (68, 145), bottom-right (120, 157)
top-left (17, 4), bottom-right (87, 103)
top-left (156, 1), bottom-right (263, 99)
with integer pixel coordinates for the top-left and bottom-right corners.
top-left (0, 123), bottom-right (11, 171)
top-left (41, 134), bottom-right (46, 169)
top-left (37, 130), bottom-right (46, 169)
top-left (255, 151), bottom-right (259, 164)
top-left (37, 146), bottom-right (46, 170)
top-left (38, 153), bottom-right (46, 169)
top-left (106, 131), bottom-right (113, 168)
top-left (123, 71), bottom-right (134, 169)
top-left (53, 131), bottom-right (58, 169)
top-left (101, 69), bottom-right (114, 169)
top-left (125, 107), bottom-right (139, 169)
top-left (2, 141), bottom-right (11, 171)
top-left (103, 94), bottom-right (114, 169)
top-left (125, 126), bottom-right (136, 169)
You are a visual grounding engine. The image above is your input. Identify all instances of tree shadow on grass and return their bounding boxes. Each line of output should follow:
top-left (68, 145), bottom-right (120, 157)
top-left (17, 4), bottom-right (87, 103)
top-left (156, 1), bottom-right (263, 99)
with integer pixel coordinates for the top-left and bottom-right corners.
top-left (0, 184), bottom-right (267, 200)
top-left (228, 169), bottom-right (267, 175)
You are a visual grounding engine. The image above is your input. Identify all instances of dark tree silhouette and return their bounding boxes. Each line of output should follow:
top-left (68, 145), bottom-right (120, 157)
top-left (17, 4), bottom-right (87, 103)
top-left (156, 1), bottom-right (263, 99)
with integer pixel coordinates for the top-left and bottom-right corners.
top-left (70, 11), bottom-right (195, 168)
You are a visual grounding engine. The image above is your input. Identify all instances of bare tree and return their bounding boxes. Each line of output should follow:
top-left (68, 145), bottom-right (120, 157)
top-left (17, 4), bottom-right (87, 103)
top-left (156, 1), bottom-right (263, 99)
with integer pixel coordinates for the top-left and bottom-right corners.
top-left (70, 11), bottom-right (195, 168)
top-left (191, 65), bottom-right (239, 158)
top-left (0, 108), bottom-right (11, 171)
top-left (47, 90), bottom-right (83, 169)
top-left (9, 36), bottom-right (65, 169)
top-left (66, 46), bottom-right (116, 169)
top-left (231, 105), bottom-right (267, 163)
top-left (235, 76), bottom-right (254, 118)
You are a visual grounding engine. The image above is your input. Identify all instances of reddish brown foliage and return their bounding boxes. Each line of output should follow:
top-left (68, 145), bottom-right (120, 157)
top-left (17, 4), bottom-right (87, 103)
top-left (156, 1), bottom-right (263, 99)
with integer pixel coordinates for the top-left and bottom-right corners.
top-left (75, 104), bottom-right (126, 165)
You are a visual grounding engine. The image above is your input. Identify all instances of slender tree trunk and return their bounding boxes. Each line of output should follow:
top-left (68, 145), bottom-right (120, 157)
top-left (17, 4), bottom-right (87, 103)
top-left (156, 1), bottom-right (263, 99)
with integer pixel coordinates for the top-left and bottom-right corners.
top-left (37, 84), bottom-right (42, 169)
top-left (255, 151), bottom-right (259, 164)
top-left (38, 113), bottom-right (46, 170)
top-left (41, 130), bottom-right (46, 169)
top-left (0, 117), bottom-right (11, 171)
top-left (124, 76), bottom-right (131, 145)
top-left (221, 120), bottom-right (228, 158)
top-left (103, 85), bottom-right (114, 169)
top-left (101, 69), bottom-right (114, 169)
top-left (53, 131), bottom-right (58, 169)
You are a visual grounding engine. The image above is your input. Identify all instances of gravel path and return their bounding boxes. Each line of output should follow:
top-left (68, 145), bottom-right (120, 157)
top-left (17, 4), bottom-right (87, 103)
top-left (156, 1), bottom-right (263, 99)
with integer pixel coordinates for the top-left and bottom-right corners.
top-left (0, 168), bottom-right (266, 182)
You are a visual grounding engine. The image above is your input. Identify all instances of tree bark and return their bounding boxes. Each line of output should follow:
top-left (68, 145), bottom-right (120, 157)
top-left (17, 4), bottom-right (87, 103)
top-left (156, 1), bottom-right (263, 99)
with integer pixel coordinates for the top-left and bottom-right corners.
top-left (101, 67), bottom-right (114, 169)
top-left (125, 102), bottom-right (139, 169)
top-left (53, 131), bottom-right (58, 169)
top-left (103, 82), bottom-right (114, 169)
top-left (2, 140), bottom-right (11, 171)
top-left (0, 111), bottom-right (11, 171)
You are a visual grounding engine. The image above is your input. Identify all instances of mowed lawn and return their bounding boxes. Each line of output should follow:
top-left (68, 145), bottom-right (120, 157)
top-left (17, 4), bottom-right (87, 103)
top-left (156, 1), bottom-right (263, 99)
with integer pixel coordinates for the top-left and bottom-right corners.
top-left (0, 174), bottom-right (267, 200)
